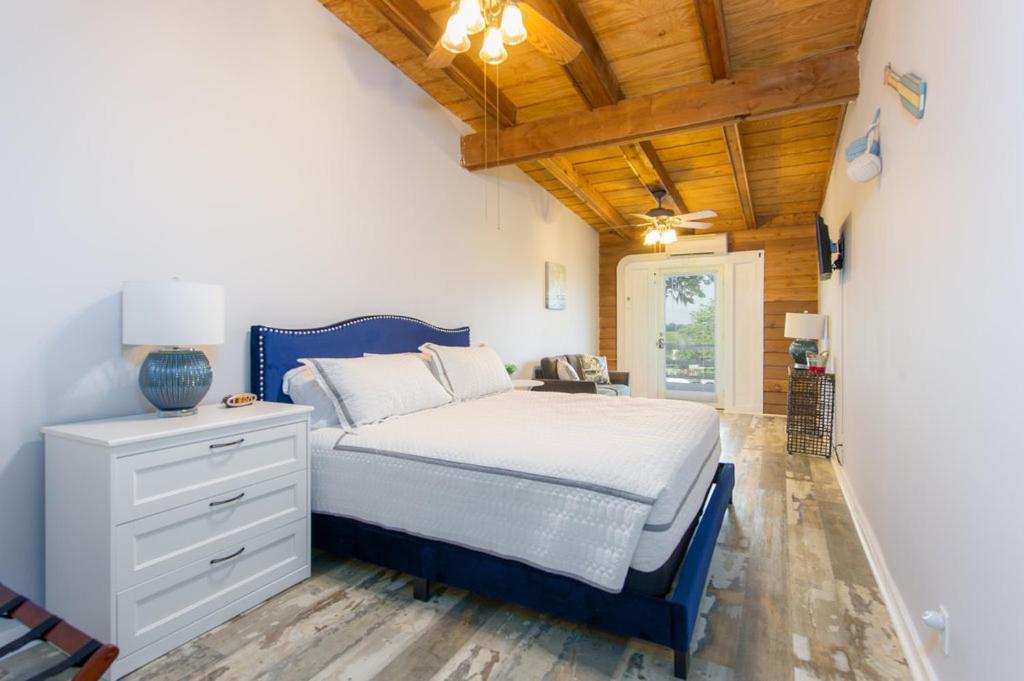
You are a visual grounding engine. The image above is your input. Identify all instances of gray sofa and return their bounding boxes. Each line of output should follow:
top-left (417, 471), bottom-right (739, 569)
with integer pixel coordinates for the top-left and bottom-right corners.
top-left (532, 354), bottom-right (631, 397)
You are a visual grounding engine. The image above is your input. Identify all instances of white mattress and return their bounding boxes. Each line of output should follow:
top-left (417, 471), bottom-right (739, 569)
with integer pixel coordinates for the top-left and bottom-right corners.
top-left (310, 390), bottom-right (720, 592)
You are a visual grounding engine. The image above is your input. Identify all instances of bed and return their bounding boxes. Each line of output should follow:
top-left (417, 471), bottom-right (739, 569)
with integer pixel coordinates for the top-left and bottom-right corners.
top-left (250, 315), bottom-right (734, 679)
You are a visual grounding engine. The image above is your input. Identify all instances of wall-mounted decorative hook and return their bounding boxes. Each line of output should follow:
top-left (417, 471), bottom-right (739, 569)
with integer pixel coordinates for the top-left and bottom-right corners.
top-left (884, 64), bottom-right (926, 119)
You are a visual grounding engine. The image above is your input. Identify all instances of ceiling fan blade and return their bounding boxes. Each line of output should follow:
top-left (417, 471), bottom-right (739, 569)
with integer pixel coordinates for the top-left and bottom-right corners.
top-left (676, 209), bottom-right (718, 221)
top-left (519, 2), bottom-right (582, 65)
top-left (599, 224), bottom-right (643, 232)
top-left (425, 40), bottom-right (457, 69)
top-left (679, 221), bottom-right (713, 229)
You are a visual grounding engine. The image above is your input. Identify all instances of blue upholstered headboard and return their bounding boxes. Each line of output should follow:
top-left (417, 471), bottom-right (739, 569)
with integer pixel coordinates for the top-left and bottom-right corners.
top-left (250, 315), bottom-right (471, 403)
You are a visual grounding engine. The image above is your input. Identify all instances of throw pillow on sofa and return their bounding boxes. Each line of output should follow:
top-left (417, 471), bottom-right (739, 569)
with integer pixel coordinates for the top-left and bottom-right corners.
top-left (580, 355), bottom-right (610, 384)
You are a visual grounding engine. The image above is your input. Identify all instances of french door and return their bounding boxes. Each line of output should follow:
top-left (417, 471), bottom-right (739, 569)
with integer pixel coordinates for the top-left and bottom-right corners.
top-left (658, 269), bottom-right (722, 403)
top-left (617, 250), bottom-right (764, 413)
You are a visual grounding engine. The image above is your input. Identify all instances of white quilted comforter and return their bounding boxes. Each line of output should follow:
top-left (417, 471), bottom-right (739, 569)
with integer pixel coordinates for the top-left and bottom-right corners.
top-left (311, 390), bottom-right (720, 592)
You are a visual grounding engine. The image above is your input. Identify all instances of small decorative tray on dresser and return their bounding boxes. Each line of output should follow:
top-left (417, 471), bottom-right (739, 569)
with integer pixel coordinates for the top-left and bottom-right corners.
top-left (42, 401), bottom-right (313, 679)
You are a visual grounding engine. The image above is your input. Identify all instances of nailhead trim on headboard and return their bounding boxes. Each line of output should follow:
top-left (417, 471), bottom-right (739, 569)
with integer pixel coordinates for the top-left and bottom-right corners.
top-left (252, 315), bottom-right (470, 399)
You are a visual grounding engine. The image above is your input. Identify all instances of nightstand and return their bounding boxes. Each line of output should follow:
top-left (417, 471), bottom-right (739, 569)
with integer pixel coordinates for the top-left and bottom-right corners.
top-left (42, 402), bottom-right (313, 679)
top-left (785, 368), bottom-right (835, 457)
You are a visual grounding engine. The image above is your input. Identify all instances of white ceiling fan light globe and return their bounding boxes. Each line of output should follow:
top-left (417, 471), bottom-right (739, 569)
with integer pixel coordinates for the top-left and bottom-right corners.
top-left (660, 229), bottom-right (678, 245)
top-left (457, 0), bottom-right (486, 34)
top-left (643, 229), bottom-right (661, 246)
top-left (480, 26), bottom-right (509, 64)
top-left (441, 15), bottom-right (471, 53)
top-left (500, 2), bottom-right (528, 45)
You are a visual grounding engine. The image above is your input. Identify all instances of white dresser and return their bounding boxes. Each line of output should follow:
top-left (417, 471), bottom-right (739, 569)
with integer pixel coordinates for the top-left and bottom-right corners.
top-left (42, 402), bottom-right (313, 679)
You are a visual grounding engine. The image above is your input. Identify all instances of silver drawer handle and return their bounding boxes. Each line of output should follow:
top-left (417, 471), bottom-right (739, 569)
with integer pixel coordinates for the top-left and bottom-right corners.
top-left (209, 547), bottom-right (245, 565)
top-left (209, 438), bottom-right (245, 450)
top-left (209, 492), bottom-right (245, 508)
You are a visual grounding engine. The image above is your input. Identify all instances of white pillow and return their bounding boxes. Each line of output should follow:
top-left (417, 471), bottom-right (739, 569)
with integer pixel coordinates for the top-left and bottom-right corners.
top-left (364, 351), bottom-right (447, 390)
top-left (419, 343), bottom-right (512, 401)
top-left (282, 366), bottom-right (340, 430)
top-left (299, 354), bottom-right (452, 429)
top-left (555, 358), bottom-right (580, 381)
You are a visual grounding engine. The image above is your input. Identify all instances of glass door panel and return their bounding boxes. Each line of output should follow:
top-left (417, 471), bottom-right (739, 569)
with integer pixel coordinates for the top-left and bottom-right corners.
top-left (663, 272), bottom-right (718, 402)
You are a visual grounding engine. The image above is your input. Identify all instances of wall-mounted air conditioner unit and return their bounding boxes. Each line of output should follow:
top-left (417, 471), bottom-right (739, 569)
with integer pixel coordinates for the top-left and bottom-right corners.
top-left (665, 233), bottom-right (728, 256)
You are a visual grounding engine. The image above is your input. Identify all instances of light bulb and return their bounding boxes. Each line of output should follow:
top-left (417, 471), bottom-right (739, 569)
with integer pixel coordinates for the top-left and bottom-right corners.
top-left (644, 229), bottom-right (660, 246)
top-left (500, 2), bottom-right (528, 45)
top-left (660, 229), bottom-right (678, 245)
top-left (456, 0), bottom-right (485, 35)
top-left (441, 15), bottom-right (471, 53)
top-left (479, 26), bottom-right (508, 65)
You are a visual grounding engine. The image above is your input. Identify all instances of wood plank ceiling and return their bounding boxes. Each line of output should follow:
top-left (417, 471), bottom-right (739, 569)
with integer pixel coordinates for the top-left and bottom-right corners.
top-left (321, 0), bottom-right (871, 413)
top-left (322, 0), bottom-right (868, 234)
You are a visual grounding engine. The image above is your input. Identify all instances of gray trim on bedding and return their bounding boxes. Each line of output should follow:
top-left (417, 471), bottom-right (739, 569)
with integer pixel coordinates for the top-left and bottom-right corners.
top-left (641, 437), bottom-right (721, 532)
top-left (332, 439), bottom-right (656, 505)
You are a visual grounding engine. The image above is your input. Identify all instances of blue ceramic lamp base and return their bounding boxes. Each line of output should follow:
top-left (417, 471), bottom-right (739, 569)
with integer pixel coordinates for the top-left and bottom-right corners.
top-left (139, 348), bottom-right (213, 417)
top-left (788, 338), bottom-right (818, 368)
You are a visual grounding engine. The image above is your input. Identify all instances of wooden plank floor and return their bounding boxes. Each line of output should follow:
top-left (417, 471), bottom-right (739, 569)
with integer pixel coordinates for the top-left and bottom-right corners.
top-left (126, 415), bottom-right (910, 681)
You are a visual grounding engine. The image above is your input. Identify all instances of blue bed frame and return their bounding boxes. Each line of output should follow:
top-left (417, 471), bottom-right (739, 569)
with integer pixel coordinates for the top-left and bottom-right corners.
top-left (249, 315), bottom-right (735, 679)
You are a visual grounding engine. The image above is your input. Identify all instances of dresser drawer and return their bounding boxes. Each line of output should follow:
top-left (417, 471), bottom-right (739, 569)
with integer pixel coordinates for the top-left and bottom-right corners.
top-left (116, 471), bottom-right (307, 588)
top-left (114, 422), bottom-right (306, 523)
top-left (116, 519), bottom-right (307, 654)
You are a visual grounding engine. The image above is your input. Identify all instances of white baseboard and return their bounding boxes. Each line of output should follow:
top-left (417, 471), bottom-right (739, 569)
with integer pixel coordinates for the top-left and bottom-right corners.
top-left (830, 457), bottom-right (939, 681)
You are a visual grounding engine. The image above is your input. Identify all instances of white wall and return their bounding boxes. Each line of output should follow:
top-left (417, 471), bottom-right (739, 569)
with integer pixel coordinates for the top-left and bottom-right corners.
top-left (819, 1), bottom-right (1023, 678)
top-left (0, 0), bottom-right (598, 601)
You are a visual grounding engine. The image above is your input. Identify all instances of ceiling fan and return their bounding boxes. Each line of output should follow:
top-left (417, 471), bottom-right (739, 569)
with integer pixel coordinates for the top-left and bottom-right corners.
top-left (425, 0), bottom-right (582, 69)
top-left (627, 189), bottom-right (718, 245)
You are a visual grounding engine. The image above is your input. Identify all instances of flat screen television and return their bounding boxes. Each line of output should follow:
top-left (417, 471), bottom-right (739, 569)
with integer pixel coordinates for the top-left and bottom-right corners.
top-left (816, 215), bottom-right (834, 280)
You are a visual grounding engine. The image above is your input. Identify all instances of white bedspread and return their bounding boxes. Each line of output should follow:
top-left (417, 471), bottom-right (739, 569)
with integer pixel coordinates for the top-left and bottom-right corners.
top-left (311, 390), bottom-right (720, 592)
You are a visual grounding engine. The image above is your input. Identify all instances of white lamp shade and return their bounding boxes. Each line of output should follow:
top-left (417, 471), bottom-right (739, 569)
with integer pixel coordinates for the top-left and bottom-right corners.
top-left (784, 312), bottom-right (825, 340)
top-left (123, 280), bottom-right (225, 346)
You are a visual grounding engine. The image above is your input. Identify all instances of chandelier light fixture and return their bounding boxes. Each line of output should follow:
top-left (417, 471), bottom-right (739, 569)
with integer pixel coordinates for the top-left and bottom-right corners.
top-left (643, 225), bottom-right (679, 246)
top-left (440, 0), bottom-right (528, 65)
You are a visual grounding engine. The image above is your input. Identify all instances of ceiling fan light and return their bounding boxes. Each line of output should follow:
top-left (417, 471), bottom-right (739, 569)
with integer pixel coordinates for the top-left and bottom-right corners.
top-left (643, 229), bottom-right (661, 246)
top-left (441, 15), bottom-right (471, 53)
top-left (500, 2), bottom-right (528, 45)
top-left (456, 0), bottom-right (486, 35)
top-left (660, 229), bottom-right (678, 245)
top-left (479, 26), bottom-right (508, 64)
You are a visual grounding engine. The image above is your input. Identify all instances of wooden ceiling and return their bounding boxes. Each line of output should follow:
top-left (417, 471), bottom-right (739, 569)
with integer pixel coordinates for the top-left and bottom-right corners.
top-left (322, 0), bottom-right (870, 235)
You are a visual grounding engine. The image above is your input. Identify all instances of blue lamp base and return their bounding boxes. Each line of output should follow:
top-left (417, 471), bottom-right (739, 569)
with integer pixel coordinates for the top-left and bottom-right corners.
top-left (788, 338), bottom-right (818, 367)
top-left (139, 349), bottom-right (213, 417)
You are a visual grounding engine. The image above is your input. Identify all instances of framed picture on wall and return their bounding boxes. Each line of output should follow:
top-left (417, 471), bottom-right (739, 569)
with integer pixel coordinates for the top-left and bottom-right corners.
top-left (545, 261), bottom-right (566, 310)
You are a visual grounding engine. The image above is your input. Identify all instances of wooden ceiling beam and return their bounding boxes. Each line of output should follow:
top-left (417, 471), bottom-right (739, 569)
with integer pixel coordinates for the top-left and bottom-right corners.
top-left (539, 157), bottom-right (630, 238)
top-left (365, 0), bottom-right (517, 126)
top-left (517, 0), bottom-right (676, 232)
top-left (522, 0), bottom-right (689, 216)
top-left (818, 103), bottom-right (848, 213)
top-left (722, 124), bottom-right (756, 229)
top-left (525, 0), bottom-right (622, 107)
top-left (620, 142), bottom-right (689, 213)
top-left (693, 0), bottom-right (730, 81)
top-left (854, 0), bottom-right (874, 45)
top-left (461, 47), bottom-right (860, 169)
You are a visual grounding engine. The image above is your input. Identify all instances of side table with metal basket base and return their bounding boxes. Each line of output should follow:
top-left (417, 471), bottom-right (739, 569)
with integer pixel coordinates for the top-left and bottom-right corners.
top-left (786, 368), bottom-right (835, 457)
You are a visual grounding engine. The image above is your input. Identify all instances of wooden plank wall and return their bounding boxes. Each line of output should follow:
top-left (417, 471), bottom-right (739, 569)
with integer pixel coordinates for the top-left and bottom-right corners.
top-left (599, 217), bottom-right (819, 414)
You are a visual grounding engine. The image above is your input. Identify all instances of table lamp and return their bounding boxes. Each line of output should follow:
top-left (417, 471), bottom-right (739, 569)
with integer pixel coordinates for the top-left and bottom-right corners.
top-left (123, 280), bottom-right (225, 416)
top-left (783, 312), bottom-right (825, 368)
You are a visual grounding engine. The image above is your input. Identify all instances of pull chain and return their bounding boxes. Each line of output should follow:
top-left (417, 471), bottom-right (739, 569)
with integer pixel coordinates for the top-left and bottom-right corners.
top-left (483, 62), bottom-right (488, 227)
top-left (496, 62), bottom-right (501, 231)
